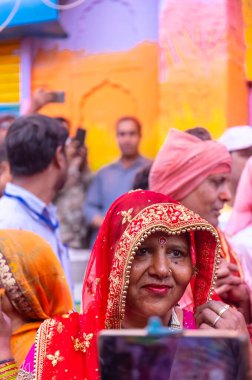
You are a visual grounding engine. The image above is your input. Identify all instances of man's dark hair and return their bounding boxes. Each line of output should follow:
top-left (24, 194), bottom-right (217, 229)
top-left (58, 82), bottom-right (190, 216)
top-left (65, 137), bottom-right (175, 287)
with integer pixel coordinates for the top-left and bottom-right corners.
top-left (116, 116), bottom-right (142, 134)
top-left (133, 164), bottom-right (152, 190)
top-left (0, 144), bottom-right (7, 163)
top-left (6, 114), bottom-right (68, 176)
top-left (54, 116), bottom-right (70, 132)
top-left (185, 127), bottom-right (212, 141)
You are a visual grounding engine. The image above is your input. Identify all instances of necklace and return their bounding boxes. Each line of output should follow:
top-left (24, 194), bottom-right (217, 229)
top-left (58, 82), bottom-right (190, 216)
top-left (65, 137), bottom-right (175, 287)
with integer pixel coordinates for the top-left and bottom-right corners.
top-left (169, 307), bottom-right (181, 329)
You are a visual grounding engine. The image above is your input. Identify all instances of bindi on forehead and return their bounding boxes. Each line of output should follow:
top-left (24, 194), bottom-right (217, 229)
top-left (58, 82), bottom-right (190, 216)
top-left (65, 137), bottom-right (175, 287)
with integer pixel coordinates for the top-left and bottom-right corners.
top-left (159, 236), bottom-right (168, 248)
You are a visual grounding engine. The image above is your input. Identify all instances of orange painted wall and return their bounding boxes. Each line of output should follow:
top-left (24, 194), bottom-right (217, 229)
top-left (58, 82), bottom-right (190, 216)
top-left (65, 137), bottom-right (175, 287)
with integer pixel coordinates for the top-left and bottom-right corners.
top-left (32, 43), bottom-right (158, 170)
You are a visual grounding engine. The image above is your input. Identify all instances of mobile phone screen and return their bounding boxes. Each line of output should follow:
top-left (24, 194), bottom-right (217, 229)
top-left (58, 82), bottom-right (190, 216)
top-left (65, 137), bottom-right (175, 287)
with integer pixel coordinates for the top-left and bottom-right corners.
top-left (75, 128), bottom-right (86, 146)
top-left (51, 91), bottom-right (65, 103)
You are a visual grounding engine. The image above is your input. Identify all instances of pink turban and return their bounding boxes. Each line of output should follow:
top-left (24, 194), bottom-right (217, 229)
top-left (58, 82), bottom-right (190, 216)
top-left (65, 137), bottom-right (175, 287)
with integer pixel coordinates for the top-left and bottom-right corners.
top-left (226, 156), bottom-right (252, 236)
top-left (149, 129), bottom-right (231, 200)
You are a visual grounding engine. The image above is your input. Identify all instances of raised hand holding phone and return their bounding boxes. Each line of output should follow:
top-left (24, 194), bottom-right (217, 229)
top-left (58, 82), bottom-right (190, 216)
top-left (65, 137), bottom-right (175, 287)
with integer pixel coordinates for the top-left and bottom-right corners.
top-left (74, 128), bottom-right (86, 148)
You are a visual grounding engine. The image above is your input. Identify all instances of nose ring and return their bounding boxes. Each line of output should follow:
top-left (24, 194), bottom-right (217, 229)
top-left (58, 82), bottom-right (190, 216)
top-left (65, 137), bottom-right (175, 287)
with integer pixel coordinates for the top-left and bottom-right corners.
top-left (168, 268), bottom-right (172, 274)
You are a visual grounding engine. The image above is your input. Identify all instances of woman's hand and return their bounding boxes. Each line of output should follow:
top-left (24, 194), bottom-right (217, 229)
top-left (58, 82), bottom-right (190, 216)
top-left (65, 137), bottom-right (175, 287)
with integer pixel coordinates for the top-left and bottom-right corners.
top-left (215, 259), bottom-right (251, 322)
top-left (0, 289), bottom-right (13, 360)
top-left (195, 300), bottom-right (249, 336)
top-left (196, 301), bottom-right (252, 379)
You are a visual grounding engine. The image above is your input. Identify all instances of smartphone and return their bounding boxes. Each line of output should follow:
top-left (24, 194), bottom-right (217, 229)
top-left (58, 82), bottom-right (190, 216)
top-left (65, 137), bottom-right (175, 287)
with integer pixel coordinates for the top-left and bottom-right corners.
top-left (75, 128), bottom-right (86, 147)
top-left (50, 91), bottom-right (65, 103)
top-left (99, 329), bottom-right (250, 380)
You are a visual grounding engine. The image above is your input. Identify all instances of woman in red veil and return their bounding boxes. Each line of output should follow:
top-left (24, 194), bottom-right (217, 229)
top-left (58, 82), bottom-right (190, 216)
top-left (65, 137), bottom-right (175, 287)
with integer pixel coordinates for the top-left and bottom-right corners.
top-left (14, 190), bottom-right (248, 380)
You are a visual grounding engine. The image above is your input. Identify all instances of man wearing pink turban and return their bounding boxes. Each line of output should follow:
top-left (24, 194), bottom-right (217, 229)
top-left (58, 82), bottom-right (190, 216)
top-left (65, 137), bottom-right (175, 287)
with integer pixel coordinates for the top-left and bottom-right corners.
top-left (150, 129), bottom-right (251, 323)
top-left (150, 129), bottom-right (231, 226)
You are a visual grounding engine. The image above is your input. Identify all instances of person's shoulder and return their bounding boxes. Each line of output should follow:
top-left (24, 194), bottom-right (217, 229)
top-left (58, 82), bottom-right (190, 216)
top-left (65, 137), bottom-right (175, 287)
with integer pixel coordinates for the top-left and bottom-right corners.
top-left (0, 198), bottom-right (21, 225)
top-left (0, 212), bottom-right (27, 229)
top-left (138, 156), bottom-right (152, 165)
top-left (96, 161), bottom-right (119, 174)
top-left (0, 197), bottom-right (31, 228)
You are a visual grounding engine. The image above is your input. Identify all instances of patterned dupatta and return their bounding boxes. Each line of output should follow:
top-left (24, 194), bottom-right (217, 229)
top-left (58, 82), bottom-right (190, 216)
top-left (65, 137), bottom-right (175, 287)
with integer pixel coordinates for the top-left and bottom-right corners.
top-left (21, 191), bottom-right (220, 380)
top-left (0, 230), bottom-right (73, 370)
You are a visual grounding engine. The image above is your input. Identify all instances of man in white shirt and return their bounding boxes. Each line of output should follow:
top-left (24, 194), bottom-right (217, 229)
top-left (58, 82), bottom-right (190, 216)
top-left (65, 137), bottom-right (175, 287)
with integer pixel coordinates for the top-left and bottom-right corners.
top-left (0, 114), bottom-right (72, 291)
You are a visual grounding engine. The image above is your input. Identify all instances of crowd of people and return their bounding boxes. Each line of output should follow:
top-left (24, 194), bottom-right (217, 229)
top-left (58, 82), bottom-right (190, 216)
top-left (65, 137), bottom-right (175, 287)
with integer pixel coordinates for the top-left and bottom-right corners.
top-left (0, 94), bottom-right (252, 378)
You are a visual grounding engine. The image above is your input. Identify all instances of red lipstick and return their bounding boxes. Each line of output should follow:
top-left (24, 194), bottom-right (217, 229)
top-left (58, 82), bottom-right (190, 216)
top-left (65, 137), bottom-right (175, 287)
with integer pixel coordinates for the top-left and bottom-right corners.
top-left (143, 284), bottom-right (171, 295)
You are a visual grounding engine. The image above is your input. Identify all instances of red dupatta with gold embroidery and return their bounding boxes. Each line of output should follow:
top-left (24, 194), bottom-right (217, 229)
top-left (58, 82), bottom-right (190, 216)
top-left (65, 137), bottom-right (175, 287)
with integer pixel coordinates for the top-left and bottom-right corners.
top-left (25, 191), bottom-right (220, 380)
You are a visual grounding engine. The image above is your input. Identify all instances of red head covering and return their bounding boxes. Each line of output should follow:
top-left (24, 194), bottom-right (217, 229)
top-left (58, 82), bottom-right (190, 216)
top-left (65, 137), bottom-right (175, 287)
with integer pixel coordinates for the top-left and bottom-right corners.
top-left (31, 191), bottom-right (220, 380)
top-left (149, 129), bottom-right (231, 200)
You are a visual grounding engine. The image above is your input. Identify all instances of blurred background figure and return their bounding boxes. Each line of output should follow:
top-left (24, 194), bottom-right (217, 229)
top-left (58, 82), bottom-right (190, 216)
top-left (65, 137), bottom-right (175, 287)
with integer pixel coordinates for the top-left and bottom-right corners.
top-left (185, 126), bottom-right (212, 141)
top-left (0, 140), bottom-right (11, 197)
top-left (0, 114), bottom-right (73, 292)
top-left (84, 116), bottom-right (151, 247)
top-left (55, 137), bottom-right (92, 249)
top-left (149, 128), bottom-right (251, 322)
top-left (54, 116), bottom-right (71, 131)
top-left (24, 88), bottom-right (91, 249)
top-left (218, 126), bottom-right (252, 228)
top-left (226, 156), bottom-right (252, 294)
top-left (0, 116), bottom-right (15, 196)
top-left (0, 230), bottom-right (72, 368)
top-left (132, 163), bottom-right (152, 190)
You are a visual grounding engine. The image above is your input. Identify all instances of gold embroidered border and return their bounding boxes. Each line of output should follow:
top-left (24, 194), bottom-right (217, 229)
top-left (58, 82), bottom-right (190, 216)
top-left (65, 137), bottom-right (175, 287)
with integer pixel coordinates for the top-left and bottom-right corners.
top-left (0, 251), bottom-right (34, 317)
top-left (35, 319), bottom-right (55, 380)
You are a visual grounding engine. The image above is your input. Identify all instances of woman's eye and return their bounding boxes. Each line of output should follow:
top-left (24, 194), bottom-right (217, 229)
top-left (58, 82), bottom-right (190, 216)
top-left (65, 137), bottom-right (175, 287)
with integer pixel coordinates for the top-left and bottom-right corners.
top-left (168, 250), bottom-right (184, 258)
top-left (136, 247), bottom-right (150, 257)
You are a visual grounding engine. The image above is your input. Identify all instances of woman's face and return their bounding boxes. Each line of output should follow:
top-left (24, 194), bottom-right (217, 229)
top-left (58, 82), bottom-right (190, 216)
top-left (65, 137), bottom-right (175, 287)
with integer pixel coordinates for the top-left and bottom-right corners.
top-left (125, 231), bottom-right (193, 327)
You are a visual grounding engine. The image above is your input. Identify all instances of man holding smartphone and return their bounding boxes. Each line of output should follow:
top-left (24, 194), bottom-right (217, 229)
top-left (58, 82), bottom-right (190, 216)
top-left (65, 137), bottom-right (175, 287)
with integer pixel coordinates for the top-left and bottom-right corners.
top-left (84, 116), bottom-right (151, 247)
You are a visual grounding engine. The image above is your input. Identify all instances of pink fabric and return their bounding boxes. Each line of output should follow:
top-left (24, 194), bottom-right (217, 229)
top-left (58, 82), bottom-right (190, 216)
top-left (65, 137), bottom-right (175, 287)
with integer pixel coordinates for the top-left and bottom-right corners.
top-left (149, 129), bottom-right (231, 200)
top-left (180, 284), bottom-right (194, 312)
top-left (19, 343), bottom-right (35, 376)
top-left (183, 309), bottom-right (196, 329)
top-left (226, 157), bottom-right (252, 236)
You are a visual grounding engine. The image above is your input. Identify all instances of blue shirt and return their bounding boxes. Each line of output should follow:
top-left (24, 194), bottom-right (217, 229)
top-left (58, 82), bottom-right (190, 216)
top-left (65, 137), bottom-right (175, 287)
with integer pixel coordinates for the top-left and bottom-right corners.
top-left (84, 156), bottom-right (151, 245)
top-left (0, 183), bottom-right (73, 293)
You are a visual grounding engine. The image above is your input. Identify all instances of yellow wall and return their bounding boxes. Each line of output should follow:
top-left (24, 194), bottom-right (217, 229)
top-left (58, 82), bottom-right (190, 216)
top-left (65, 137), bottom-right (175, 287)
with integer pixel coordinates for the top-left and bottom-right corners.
top-left (0, 40), bottom-right (20, 103)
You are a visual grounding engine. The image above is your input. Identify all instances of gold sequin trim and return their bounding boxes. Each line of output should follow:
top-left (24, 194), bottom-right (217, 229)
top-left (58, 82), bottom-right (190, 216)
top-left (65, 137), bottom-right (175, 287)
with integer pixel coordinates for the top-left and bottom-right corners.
top-left (71, 333), bottom-right (93, 353)
top-left (119, 208), bottom-right (133, 224)
top-left (0, 251), bottom-right (34, 316)
top-left (46, 350), bottom-right (64, 367)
